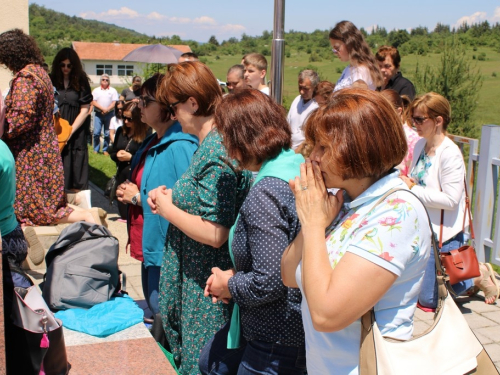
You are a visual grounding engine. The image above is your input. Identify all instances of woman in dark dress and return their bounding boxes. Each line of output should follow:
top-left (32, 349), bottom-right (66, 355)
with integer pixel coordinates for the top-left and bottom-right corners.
top-left (50, 48), bottom-right (93, 192)
top-left (110, 101), bottom-right (149, 220)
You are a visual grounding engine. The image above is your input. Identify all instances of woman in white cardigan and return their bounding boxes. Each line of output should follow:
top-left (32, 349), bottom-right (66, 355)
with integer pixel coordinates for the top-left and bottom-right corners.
top-left (400, 92), bottom-right (498, 308)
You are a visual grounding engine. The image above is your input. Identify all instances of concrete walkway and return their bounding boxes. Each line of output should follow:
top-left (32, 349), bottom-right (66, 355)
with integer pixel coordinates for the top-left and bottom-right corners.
top-left (27, 182), bottom-right (500, 372)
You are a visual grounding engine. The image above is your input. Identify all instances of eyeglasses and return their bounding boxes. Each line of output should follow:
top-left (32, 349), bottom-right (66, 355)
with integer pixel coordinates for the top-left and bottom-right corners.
top-left (123, 116), bottom-right (133, 122)
top-left (411, 116), bottom-right (431, 125)
top-left (101, 79), bottom-right (109, 82)
top-left (139, 95), bottom-right (156, 108)
top-left (60, 63), bottom-right (72, 68)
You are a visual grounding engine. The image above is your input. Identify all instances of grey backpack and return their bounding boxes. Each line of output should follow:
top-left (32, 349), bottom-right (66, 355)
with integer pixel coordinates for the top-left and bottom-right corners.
top-left (42, 221), bottom-right (120, 310)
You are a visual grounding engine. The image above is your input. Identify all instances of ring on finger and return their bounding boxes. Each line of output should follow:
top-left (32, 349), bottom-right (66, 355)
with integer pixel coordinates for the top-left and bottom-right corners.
top-left (302, 185), bottom-right (308, 191)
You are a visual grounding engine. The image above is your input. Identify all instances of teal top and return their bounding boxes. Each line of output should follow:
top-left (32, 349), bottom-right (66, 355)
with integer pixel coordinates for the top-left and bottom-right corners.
top-left (227, 148), bottom-right (304, 348)
top-left (0, 140), bottom-right (18, 237)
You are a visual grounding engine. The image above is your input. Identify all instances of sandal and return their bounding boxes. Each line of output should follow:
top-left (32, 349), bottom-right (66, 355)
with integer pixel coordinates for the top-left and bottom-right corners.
top-left (477, 263), bottom-right (499, 304)
top-left (23, 226), bottom-right (45, 265)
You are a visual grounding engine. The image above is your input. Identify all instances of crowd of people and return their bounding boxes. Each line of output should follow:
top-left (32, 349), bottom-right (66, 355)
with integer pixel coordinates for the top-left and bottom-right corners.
top-left (1, 19), bottom-right (499, 375)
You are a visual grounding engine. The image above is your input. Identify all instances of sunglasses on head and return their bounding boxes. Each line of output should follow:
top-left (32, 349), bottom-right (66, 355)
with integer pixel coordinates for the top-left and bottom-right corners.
top-left (60, 63), bottom-right (72, 68)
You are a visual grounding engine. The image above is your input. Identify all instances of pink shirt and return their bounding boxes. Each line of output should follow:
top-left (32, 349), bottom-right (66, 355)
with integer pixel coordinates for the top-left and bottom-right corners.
top-left (399, 122), bottom-right (420, 176)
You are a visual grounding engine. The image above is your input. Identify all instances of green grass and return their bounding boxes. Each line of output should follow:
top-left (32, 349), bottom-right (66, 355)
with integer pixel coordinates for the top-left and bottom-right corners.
top-left (88, 145), bottom-right (117, 191)
top-left (204, 46), bottom-right (500, 128)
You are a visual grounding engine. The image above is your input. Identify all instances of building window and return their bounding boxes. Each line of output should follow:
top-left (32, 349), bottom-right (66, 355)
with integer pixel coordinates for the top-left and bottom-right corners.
top-left (117, 65), bottom-right (134, 76)
top-left (96, 64), bottom-right (113, 76)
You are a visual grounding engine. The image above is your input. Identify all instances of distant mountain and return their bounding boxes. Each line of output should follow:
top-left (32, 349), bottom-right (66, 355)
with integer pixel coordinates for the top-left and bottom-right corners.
top-left (29, 3), bottom-right (154, 62)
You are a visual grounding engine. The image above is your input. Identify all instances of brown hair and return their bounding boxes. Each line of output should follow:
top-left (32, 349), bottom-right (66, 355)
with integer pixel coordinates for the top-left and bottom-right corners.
top-left (379, 89), bottom-right (409, 124)
top-left (50, 47), bottom-right (89, 92)
top-left (123, 102), bottom-right (149, 142)
top-left (376, 45), bottom-right (401, 69)
top-left (157, 61), bottom-right (222, 117)
top-left (214, 88), bottom-right (291, 168)
top-left (0, 29), bottom-right (44, 73)
top-left (329, 21), bottom-right (383, 87)
top-left (410, 92), bottom-right (451, 131)
top-left (305, 88), bottom-right (407, 180)
top-left (313, 81), bottom-right (335, 105)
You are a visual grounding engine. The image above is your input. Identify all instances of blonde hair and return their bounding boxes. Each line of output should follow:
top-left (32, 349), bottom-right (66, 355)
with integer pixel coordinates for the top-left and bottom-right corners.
top-left (410, 92), bottom-right (451, 131)
top-left (243, 53), bottom-right (267, 71)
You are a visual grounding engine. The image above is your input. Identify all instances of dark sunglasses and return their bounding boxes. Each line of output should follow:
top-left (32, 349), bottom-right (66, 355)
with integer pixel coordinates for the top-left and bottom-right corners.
top-left (60, 63), bottom-right (72, 68)
top-left (411, 116), bottom-right (430, 125)
top-left (139, 95), bottom-right (156, 108)
top-left (168, 100), bottom-right (181, 116)
top-left (101, 79), bottom-right (109, 82)
top-left (123, 115), bottom-right (133, 122)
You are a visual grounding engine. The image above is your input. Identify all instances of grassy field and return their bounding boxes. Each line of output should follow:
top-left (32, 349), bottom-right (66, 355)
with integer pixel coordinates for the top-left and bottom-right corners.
top-left (88, 145), bottom-right (117, 191)
top-left (203, 46), bottom-right (500, 132)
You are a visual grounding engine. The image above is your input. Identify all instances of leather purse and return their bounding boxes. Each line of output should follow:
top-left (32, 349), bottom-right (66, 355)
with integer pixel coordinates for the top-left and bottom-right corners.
top-left (8, 285), bottom-right (70, 375)
top-left (359, 189), bottom-right (497, 375)
top-left (439, 179), bottom-right (480, 285)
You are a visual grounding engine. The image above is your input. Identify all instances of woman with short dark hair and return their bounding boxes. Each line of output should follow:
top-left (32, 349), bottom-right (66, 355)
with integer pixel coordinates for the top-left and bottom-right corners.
top-left (147, 62), bottom-right (252, 374)
top-left (116, 73), bottom-right (198, 319)
top-left (51, 47), bottom-right (93, 191)
top-left (282, 89), bottom-right (431, 374)
top-left (200, 89), bottom-right (306, 374)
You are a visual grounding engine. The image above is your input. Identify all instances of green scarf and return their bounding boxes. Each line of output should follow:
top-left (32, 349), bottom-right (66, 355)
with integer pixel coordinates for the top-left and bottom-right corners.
top-left (226, 148), bottom-right (304, 348)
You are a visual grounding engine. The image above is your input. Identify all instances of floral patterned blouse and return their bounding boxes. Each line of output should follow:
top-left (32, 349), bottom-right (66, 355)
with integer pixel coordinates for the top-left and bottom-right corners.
top-left (296, 171), bottom-right (431, 374)
top-left (410, 148), bottom-right (435, 187)
top-left (2, 64), bottom-right (71, 226)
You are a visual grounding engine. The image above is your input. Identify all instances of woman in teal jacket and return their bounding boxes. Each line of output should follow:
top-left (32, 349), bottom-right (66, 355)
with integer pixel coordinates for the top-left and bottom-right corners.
top-left (116, 74), bottom-right (198, 318)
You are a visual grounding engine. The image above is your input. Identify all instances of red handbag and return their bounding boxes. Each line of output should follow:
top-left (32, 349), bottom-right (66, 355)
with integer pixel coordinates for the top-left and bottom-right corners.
top-left (439, 179), bottom-right (480, 285)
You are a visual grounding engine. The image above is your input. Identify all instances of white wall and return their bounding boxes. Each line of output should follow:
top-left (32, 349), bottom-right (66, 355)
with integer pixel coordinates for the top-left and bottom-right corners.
top-left (82, 60), bottom-right (147, 87)
top-left (0, 0), bottom-right (29, 92)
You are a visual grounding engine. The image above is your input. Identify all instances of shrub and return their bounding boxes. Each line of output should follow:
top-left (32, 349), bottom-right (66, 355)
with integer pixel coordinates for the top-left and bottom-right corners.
top-left (412, 38), bottom-right (483, 137)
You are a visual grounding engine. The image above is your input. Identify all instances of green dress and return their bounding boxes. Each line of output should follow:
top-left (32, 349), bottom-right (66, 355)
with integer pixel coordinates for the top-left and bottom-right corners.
top-left (159, 129), bottom-right (252, 375)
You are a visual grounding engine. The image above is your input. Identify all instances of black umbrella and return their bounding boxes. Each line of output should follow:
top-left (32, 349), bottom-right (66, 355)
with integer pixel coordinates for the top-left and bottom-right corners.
top-left (123, 44), bottom-right (183, 64)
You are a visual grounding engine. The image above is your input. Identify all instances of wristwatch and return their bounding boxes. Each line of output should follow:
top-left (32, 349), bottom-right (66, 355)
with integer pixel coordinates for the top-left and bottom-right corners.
top-left (131, 192), bottom-right (140, 205)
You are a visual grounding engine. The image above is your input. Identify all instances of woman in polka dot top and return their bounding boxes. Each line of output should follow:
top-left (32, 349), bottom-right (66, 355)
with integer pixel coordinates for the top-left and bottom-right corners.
top-left (200, 89), bottom-right (307, 374)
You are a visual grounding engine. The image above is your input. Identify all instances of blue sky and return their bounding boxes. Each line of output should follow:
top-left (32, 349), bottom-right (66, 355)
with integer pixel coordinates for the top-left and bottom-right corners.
top-left (30, 0), bottom-right (500, 43)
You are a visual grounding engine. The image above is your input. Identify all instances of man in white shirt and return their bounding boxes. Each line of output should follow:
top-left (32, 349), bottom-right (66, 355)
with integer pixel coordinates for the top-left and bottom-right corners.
top-left (288, 69), bottom-right (319, 150)
top-left (91, 74), bottom-right (119, 155)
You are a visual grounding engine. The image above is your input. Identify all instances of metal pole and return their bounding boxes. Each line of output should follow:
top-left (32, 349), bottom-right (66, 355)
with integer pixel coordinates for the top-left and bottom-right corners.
top-left (271, 0), bottom-right (285, 104)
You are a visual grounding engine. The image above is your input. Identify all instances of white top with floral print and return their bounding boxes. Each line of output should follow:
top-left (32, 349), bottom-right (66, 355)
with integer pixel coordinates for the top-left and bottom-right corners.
top-left (296, 171), bottom-right (431, 375)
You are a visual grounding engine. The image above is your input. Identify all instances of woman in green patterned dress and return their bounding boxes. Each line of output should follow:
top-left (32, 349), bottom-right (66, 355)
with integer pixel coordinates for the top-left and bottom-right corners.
top-left (147, 62), bottom-right (252, 374)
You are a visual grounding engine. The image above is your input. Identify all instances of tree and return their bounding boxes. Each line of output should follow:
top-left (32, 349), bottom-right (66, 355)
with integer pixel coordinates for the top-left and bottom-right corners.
top-left (388, 29), bottom-right (410, 48)
top-left (208, 35), bottom-right (219, 46)
top-left (412, 39), bottom-right (483, 137)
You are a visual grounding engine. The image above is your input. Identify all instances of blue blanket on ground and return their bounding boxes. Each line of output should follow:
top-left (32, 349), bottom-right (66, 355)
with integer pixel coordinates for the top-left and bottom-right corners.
top-left (55, 295), bottom-right (144, 337)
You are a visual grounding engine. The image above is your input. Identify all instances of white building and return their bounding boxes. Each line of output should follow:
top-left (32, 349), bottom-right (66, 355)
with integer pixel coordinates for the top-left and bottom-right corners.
top-left (72, 42), bottom-right (191, 86)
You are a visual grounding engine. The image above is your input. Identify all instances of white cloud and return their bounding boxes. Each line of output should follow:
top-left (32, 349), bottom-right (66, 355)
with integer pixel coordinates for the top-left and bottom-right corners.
top-left (193, 16), bottom-right (217, 25)
top-left (81, 7), bottom-right (140, 20)
top-left (455, 11), bottom-right (487, 28)
top-left (454, 6), bottom-right (500, 29)
top-left (79, 8), bottom-right (245, 38)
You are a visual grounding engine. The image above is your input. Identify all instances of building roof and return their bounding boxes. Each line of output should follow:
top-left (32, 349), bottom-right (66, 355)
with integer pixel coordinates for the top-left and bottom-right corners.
top-left (72, 42), bottom-right (192, 61)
